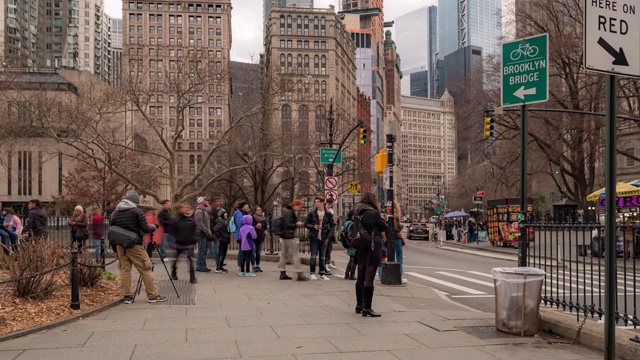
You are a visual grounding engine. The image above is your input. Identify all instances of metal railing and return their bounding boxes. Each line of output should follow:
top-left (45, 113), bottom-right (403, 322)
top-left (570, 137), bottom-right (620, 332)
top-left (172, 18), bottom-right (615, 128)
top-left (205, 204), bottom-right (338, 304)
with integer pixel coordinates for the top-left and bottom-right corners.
top-left (522, 222), bottom-right (639, 328)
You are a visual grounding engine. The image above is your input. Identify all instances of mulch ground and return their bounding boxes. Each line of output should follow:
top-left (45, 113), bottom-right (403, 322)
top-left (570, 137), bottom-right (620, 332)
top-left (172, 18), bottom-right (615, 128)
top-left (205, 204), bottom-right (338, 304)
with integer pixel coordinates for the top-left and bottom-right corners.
top-left (0, 269), bottom-right (121, 336)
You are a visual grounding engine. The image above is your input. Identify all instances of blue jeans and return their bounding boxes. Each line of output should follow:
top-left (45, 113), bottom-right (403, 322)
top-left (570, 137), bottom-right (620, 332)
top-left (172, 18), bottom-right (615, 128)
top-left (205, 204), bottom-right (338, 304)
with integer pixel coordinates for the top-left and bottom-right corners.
top-left (309, 238), bottom-right (327, 274)
top-left (251, 240), bottom-right (264, 267)
top-left (196, 236), bottom-right (209, 270)
top-left (394, 238), bottom-right (404, 278)
top-left (211, 239), bottom-right (220, 268)
top-left (92, 239), bottom-right (103, 263)
top-left (161, 233), bottom-right (174, 258)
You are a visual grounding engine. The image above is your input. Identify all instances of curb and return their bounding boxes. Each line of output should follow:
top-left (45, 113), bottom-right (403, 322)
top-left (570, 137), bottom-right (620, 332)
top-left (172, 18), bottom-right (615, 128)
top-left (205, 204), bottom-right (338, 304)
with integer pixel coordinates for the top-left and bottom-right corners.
top-left (539, 309), bottom-right (640, 360)
top-left (0, 298), bottom-right (122, 342)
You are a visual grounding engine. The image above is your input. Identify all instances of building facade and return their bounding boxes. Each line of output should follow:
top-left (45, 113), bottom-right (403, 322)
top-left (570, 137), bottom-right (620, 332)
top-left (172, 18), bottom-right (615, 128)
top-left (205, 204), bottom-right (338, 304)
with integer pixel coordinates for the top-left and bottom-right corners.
top-left (436, 0), bottom-right (502, 96)
top-left (383, 30), bottom-right (404, 211)
top-left (110, 18), bottom-right (123, 87)
top-left (395, 6), bottom-right (437, 98)
top-left (1, 0), bottom-right (113, 82)
top-left (401, 91), bottom-right (456, 218)
top-left (123, 0), bottom-right (233, 189)
top-left (264, 4), bottom-right (357, 204)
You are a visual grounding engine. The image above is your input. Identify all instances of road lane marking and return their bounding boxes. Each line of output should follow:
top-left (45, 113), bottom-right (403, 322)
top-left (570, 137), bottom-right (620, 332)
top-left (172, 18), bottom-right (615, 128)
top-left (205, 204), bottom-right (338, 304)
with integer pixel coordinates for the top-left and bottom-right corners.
top-left (467, 271), bottom-right (494, 278)
top-left (437, 272), bottom-right (495, 287)
top-left (405, 272), bottom-right (486, 295)
top-left (451, 295), bottom-right (496, 298)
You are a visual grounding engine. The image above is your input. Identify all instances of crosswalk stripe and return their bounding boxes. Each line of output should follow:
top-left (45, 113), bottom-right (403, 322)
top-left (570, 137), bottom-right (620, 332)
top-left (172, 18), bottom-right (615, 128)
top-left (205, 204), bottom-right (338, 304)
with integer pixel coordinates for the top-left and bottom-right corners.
top-left (467, 271), bottom-right (494, 278)
top-left (405, 272), bottom-right (487, 295)
top-left (437, 272), bottom-right (495, 287)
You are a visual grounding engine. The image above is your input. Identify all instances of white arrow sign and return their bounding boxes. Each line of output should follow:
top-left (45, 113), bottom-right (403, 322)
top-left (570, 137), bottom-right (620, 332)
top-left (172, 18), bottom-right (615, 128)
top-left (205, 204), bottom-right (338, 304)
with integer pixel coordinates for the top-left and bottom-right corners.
top-left (513, 86), bottom-right (537, 100)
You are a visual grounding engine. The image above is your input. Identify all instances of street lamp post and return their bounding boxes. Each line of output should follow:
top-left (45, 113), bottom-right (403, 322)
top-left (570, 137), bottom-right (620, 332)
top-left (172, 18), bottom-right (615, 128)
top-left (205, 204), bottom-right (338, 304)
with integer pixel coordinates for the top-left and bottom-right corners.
top-left (381, 134), bottom-right (401, 285)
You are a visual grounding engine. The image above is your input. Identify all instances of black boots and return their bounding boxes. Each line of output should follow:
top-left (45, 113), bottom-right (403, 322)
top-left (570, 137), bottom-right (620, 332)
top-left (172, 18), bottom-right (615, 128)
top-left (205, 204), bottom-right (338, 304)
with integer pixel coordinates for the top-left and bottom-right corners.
top-left (345, 259), bottom-right (355, 280)
top-left (189, 270), bottom-right (197, 284)
top-left (355, 283), bottom-right (363, 314)
top-left (280, 271), bottom-right (293, 280)
top-left (171, 267), bottom-right (178, 281)
top-left (362, 286), bottom-right (381, 317)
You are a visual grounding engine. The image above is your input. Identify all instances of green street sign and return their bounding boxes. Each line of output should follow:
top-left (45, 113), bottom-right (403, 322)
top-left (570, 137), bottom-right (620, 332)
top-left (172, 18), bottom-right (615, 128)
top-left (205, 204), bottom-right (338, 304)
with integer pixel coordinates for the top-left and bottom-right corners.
top-left (502, 33), bottom-right (549, 107)
top-left (320, 148), bottom-right (342, 164)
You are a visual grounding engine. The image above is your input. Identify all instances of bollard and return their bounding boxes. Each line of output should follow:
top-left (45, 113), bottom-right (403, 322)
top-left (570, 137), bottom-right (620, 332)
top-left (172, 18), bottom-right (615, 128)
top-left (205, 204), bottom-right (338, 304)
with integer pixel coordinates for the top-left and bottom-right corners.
top-left (100, 239), bottom-right (106, 270)
top-left (70, 249), bottom-right (80, 310)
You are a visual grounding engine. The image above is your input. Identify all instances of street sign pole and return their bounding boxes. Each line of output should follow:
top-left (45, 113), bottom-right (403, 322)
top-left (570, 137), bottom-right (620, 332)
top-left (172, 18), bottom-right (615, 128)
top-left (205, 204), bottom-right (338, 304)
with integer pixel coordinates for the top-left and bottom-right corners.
top-left (518, 104), bottom-right (528, 267)
top-left (604, 74), bottom-right (617, 360)
top-left (381, 134), bottom-right (401, 286)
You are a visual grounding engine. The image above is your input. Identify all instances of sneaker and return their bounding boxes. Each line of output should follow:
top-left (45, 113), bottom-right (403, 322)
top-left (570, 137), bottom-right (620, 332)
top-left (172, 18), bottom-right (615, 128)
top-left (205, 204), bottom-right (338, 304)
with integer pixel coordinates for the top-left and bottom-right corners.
top-left (256, 267), bottom-right (263, 273)
top-left (402, 278), bottom-right (409, 284)
top-left (245, 272), bottom-right (256, 277)
top-left (221, 268), bottom-right (229, 273)
top-left (321, 271), bottom-right (332, 276)
top-left (214, 269), bottom-right (223, 273)
top-left (310, 274), bottom-right (318, 280)
top-left (196, 268), bottom-right (211, 273)
top-left (123, 296), bottom-right (134, 304)
top-left (239, 272), bottom-right (246, 276)
top-left (162, 257), bottom-right (170, 262)
top-left (147, 294), bottom-right (167, 303)
top-left (320, 274), bottom-right (331, 280)
top-left (328, 264), bottom-right (337, 269)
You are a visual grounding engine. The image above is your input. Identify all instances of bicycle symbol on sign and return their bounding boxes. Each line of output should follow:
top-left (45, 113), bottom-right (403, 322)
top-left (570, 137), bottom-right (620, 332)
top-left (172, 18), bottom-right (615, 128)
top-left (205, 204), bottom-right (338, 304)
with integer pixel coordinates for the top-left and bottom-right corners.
top-left (510, 43), bottom-right (539, 61)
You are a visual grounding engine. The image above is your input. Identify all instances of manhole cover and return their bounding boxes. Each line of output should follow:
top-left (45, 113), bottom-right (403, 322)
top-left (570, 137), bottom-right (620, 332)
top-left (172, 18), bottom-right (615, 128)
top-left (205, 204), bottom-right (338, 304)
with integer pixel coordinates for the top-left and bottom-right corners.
top-left (459, 326), bottom-right (515, 340)
top-left (153, 279), bottom-right (195, 305)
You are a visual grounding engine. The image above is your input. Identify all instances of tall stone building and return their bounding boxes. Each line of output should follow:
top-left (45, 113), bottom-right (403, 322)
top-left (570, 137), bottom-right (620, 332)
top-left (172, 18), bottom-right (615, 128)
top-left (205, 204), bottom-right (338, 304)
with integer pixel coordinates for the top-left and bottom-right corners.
top-left (383, 30), bottom-right (404, 212)
top-left (1, 0), bottom-right (112, 82)
top-left (339, 0), bottom-right (386, 200)
top-left (264, 4), bottom-right (357, 204)
top-left (401, 91), bottom-right (456, 218)
top-left (123, 0), bottom-right (232, 188)
top-left (110, 18), bottom-right (123, 87)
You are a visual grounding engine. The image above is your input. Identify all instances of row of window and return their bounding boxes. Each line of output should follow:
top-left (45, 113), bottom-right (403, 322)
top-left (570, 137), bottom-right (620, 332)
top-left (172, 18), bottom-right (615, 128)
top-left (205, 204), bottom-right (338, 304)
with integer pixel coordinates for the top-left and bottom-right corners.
top-left (147, 94), bottom-right (224, 104)
top-left (280, 54), bottom-right (327, 75)
top-left (127, 13), bottom-right (223, 24)
top-left (128, 2), bottom-right (224, 13)
top-left (279, 80), bottom-right (328, 101)
top-left (279, 15), bottom-right (326, 37)
top-left (279, 40), bottom-right (326, 50)
top-left (129, 37), bottom-right (224, 49)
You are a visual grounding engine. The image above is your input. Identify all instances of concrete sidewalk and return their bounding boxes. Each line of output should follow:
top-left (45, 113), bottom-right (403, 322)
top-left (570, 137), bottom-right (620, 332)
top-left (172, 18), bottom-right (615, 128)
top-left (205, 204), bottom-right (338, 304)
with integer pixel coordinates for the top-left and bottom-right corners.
top-left (0, 261), bottom-right (605, 360)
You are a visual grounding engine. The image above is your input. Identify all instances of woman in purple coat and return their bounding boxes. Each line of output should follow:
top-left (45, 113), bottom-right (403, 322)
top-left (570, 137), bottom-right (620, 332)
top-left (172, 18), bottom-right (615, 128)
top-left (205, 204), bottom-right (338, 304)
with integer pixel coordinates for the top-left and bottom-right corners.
top-left (239, 215), bottom-right (257, 277)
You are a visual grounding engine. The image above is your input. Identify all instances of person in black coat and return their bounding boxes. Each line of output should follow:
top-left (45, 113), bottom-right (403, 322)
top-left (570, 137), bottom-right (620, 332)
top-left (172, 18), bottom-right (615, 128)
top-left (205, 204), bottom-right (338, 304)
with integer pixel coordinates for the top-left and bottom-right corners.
top-left (110, 190), bottom-right (166, 304)
top-left (171, 203), bottom-right (197, 284)
top-left (278, 200), bottom-right (308, 281)
top-left (22, 199), bottom-right (48, 240)
top-left (353, 192), bottom-right (388, 318)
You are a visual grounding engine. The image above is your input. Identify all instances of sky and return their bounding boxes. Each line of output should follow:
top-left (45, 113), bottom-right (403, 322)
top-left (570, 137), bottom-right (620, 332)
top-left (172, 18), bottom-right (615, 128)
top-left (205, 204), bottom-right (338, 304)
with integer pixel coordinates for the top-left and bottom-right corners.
top-left (104, 0), bottom-right (437, 62)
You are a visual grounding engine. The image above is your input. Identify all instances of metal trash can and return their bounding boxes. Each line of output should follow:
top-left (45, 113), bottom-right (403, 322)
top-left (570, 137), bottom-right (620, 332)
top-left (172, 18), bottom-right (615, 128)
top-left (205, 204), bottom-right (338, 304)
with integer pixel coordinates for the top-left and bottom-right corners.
top-left (492, 267), bottom-right (546, 336)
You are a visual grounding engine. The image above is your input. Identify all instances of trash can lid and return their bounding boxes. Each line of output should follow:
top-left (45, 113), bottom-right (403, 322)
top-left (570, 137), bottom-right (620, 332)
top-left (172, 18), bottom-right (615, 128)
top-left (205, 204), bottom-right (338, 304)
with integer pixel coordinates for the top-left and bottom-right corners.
top-left (491, 267), bottom-right (546, 277)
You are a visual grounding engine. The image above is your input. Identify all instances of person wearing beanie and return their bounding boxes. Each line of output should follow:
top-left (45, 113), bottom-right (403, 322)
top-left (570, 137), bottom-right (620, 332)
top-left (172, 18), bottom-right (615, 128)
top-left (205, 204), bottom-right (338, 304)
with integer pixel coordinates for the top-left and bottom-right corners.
top-left (278, 200), bottom-right (308, 281)
top-left (110, 190), bottom-right (166, 304)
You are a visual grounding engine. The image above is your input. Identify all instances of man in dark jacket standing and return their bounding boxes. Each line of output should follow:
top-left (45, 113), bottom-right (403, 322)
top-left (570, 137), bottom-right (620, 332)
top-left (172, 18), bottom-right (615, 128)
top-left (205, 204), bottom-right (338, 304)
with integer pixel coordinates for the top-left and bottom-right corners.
top-left (279, 200), bottom-right (308, 281)
top-left (111, 190), bottom-right (166, 304)
top-left (22, 199), bottom-right (48, 240)
top-left (157, 200), bottom-right (173, 261)
top-left (304, 197), bottom-right (334, 280)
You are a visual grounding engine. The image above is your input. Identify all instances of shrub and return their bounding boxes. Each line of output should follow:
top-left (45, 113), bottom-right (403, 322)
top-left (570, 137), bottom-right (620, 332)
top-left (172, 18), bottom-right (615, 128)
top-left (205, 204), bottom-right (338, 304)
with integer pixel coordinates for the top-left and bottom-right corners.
top-left (76, 252), bottom-right (103, 288)
top-left (9, 239), bottom-right (67, 300)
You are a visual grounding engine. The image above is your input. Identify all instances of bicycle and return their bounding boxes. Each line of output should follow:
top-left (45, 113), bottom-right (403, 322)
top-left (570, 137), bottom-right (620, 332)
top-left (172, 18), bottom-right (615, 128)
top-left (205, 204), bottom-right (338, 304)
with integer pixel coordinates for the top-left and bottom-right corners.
top-left (510, 43), bottom-right (539, 61)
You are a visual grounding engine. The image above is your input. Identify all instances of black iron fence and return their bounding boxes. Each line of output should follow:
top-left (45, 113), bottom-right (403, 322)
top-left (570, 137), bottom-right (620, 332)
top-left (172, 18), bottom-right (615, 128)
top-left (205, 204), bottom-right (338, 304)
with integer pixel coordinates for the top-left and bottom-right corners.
top-left (522, 222), bottom-right (640, 328)
top-left (34, 217), bottom-right (315, 255)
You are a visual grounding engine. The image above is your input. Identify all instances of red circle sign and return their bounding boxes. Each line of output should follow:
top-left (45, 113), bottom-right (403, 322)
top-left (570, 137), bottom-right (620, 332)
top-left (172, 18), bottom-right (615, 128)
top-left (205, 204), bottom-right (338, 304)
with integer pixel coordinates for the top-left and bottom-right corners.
top-left (324, 177), bottom-right (338, 189)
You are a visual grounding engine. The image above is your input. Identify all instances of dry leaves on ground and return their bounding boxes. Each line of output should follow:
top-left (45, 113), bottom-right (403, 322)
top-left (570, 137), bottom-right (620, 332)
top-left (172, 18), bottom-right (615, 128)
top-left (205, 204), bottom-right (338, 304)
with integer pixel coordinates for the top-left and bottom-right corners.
top-left (0, 269), bottom-right (121, 336)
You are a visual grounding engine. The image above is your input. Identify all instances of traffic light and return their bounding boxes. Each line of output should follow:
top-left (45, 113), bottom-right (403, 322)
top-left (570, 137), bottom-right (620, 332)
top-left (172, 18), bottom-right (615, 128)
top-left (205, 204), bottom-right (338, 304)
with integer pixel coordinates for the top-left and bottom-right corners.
top-left (483, 115), bottom-right (495, 138)
top-left (359, 126), bottom-right (367, 145)
top-left (374, 149), bottom-right (387, 175)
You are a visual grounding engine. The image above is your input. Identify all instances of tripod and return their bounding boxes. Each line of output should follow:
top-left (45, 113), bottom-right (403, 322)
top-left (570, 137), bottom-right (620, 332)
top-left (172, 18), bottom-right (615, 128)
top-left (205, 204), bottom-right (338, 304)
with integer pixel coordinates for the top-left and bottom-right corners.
top-left (134, 230), bottom-right (180, 301)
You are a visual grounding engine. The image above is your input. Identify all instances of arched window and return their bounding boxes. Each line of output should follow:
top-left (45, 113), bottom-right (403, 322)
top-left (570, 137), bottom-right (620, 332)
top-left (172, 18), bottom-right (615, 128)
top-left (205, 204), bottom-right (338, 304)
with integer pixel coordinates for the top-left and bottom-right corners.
top-left (189, 155), bottom-right (195, 175)
top-left (320, 55), bottom-right (326, 75)
top-left (297, 54), bottom-right (303, 74)
top-left (280, 54), bottom-right (285, 73)
top-left (296, 80), bottom-right (303, 100)
top-left (304, 55), bottom-right (310, 74)
top-left (321, 81), bottom-right (327, 100)
top-left (287, 54), bottom-right (293, 73)
top-left (298, 105), bottom-right (309, 142)
top-left (315, 105), bottom-right (326, 142)
top-left (313, 17), bottom-right (319, 36)
top-left (314, 55), bottom-right (319, 75)
top-left (282, 105), bottom-right (292, 138)
top-left (314, 80), bottom-right (320, 100)
top-left (279, 16), bottom-right (285, 35)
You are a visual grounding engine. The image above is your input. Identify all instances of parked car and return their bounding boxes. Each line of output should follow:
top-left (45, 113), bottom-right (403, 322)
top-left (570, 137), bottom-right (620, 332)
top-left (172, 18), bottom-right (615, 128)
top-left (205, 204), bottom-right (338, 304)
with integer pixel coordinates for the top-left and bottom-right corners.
top-left (407, 223), bottom-right (429, 240)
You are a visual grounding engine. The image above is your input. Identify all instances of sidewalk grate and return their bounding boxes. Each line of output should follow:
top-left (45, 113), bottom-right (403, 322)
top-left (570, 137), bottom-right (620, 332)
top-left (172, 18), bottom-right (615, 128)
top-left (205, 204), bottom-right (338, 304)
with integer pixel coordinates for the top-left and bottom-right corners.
top-left (153, 279), bottom-right (195, 305)
top-left (459, 326), bottom-right (517, 340)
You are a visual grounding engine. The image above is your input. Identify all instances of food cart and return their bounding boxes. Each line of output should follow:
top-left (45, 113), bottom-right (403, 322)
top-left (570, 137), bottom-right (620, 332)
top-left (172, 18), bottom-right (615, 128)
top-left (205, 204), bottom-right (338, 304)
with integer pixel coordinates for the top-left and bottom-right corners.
top-left (487, 198), bottom-right (534, 248)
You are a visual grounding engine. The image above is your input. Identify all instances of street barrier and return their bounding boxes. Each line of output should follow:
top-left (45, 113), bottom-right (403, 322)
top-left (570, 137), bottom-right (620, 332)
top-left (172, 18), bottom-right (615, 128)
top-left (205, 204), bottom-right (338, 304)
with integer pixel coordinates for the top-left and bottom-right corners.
top-left (522, 222), bottom-right (639, 328)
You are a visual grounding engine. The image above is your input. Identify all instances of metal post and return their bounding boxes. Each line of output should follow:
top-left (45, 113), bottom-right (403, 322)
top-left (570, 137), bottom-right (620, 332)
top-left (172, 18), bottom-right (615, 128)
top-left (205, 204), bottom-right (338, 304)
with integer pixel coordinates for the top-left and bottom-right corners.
top-left (326, 99), bottom-right (335, 177)
top-left (604, 74), bottom-right (617, 360)
top-left (100, 239), bottom-right (106, 270)
top-left (381, 134), bottom-right (401, 285)
top-left (70, 249), bottom-right (80, 310)
top-left (519, 104), bottom-right (528, 267)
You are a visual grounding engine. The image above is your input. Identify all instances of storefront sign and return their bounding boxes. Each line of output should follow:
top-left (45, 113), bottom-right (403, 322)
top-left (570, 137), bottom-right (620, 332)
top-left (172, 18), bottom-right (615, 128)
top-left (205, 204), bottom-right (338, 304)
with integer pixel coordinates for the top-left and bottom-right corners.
top-left (598, 195), bottom-right (640, 208)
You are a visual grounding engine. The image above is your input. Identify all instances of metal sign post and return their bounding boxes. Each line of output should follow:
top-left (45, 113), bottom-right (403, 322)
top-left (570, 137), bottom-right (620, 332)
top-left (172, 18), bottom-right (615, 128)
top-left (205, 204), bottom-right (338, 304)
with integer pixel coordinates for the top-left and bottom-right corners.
top-left (381, 134), bottom-right (401, 285)
top-left (519, 105), bottom-right (528, 267)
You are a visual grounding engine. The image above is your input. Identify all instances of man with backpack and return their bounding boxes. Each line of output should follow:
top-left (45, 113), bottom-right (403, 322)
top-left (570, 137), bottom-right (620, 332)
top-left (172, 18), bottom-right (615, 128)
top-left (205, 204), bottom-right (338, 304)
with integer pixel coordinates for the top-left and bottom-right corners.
top-left (171, 202), bottom-right (198, 284)
top-left (304, 197), bottom-right (334, 280)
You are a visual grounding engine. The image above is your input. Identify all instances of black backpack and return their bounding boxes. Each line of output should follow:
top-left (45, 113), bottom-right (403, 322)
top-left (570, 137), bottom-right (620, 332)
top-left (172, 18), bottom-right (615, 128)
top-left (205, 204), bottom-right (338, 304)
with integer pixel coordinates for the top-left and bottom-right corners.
top-left (271, 217), bottom-right (284, 236)
top-left (174, 215), bottom-right (197, 245)
top-left (348, 214), bottom-right (373, 251)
